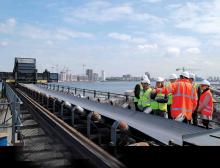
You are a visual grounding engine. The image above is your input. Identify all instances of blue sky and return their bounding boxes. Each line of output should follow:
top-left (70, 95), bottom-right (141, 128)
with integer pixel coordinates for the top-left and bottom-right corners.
top-left (0, 0), bottom-right (220, 78)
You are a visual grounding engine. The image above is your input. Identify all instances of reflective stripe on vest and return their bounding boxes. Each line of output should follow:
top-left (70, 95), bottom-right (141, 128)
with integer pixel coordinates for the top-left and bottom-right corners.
top-left (172, 108), bottom-right (193, 113)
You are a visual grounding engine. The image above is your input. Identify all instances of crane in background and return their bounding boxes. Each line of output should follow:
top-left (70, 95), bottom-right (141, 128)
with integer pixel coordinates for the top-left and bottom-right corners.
top-left (176, 67), bottom-right (200, 73)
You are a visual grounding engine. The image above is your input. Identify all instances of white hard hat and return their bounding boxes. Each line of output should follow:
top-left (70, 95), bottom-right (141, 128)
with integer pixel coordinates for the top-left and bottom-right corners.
top-left (200, 80), bottom-right (210, 86)
top-left (189, 72), bottom-right (195, 79)
top-left (156, 77), bottom-right (164, 82)
top-left (142, 75), bottom-right (148, 79)
top-left (180, 71), bottom-right (189, 78)
top-left (142, 78), bottom-right (151, 84)
top-left (169, 74), bottom-right (178, 80)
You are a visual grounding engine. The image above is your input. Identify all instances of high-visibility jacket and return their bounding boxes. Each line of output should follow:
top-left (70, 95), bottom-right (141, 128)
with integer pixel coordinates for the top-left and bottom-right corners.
top-left (198, 89), bottom-right (213, 120)
top-left (166, 82), bottom-right (173, 105)
top-left (157, 79), bottom-right (197, 121)
top-left (138, 88), bottom-right (152, 108)
top-left (150, 93), bottom-right (167, 112)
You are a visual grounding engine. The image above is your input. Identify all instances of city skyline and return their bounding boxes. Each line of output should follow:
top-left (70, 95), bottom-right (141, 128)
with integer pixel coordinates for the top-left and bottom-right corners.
top-left (0, 0), bottom-right (220, 78)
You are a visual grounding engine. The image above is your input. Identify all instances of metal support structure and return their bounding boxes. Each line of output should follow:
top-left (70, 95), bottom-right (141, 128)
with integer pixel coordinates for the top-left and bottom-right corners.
top-left (87, 112), bottom-right (93, 139)
top-left (53, 98), bottom-right (56, 113)
top-left (0, 102), bottom-right (10, 125)
top-left (111, 121), bottom-right (120, 146)
top-left (37, 92), bottom-right (40, 103)
top-left (60, 101), bottom-right (65, 117)
top-left (83, 89), bottom-right (85, 97)
top-left (4, 82), bottom-right (23, 144)
top-left (46, 96), bottom-right (49, 108)
top-left (41, 94), bottom-right (44, 105)
top-left (71, 106), bottom-right (76, 126)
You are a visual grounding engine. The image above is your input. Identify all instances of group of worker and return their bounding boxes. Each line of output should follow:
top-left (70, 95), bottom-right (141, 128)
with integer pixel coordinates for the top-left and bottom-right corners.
top-left (133, 71), bottom-right (214, 129)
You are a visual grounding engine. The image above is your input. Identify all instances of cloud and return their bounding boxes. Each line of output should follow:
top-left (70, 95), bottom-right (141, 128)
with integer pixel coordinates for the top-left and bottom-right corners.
top-left (56, 28), bottom-right (94, 39)
top-left (21, 25), bottom-right (51, 39)
top-left (0, 41), bottom-right (8, 46)
top-left (63, 2), bottom-right (133, 22)
top-left (166, 47), bottom-right (180, 56)
top-left (108, 32), bottom-right (147, 44)
top-left (138, 44), bottom-right (158, 50)
top-left (0, 18), bottom-right (16, 33)
top-left (21, 25), bottom-right (94, 40)
top-left (45, 40), bottom-right (54, 47)
top-left (108, 32), bottom-right (131, 41)
top-left (170, 1), bottom-right (220, 34)
top-left (141, 0), bottom-right (162, 3)
top-left (185, 47), bottom-right (201, 55)
top-left (153, 33), bottom-right (201, 48)
top-left (62, 1), bottom-right (164, 24)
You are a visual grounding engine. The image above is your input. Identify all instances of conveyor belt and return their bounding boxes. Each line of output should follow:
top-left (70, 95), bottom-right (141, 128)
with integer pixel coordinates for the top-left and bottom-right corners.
top-left (183, 128), bottom-right (220, 146)
top-left (23, 84), bottom-right (210, 146)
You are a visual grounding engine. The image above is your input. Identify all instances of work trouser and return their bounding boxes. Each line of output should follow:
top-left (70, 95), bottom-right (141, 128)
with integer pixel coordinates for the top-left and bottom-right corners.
top-left (192, 111), bottom-right (198, 126)
top-left (183, 118), bottom-right (191, 124)
top-left (202, 119), bottom-right (210, 129)
top-left (167, 105), bottom-right (172, 119)
top-left (134, 102), bottom-right (142, 112)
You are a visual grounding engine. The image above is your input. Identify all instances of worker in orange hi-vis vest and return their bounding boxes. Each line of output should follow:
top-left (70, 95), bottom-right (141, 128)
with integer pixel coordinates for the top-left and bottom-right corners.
top-left (198, 80), bottom-right (213, 129)
top-left (154, 71), bottom-right (198, 123)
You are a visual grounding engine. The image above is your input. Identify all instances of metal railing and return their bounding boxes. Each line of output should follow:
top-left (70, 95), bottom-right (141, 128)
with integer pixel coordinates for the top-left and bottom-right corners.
top-left (2, 82), bottom-right (23, 144)
top-left (0, 100), bottom-right (11, 127)
top-left (40, 83), bottom-right (134, 102)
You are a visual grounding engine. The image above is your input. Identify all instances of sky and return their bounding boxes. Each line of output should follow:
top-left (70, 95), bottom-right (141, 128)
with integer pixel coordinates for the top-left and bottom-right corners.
top-left (0, 0), bottom-right (220, 78)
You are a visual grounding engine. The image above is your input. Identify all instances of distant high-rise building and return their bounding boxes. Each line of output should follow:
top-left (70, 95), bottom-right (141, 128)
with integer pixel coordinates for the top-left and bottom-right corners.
top-left (60, 71), bottom-right (66, 81)
top-left (122, 74), bottom-right (132, 81)
top-left (66, 74), bottom-right (72, 82)
top-left (101, 70), bottom-right (105, 81)
top-left (93, 73), bottom-right (98, 81)
top-left (77, 75), bottom-right (88, 81)
top-left (71, 75), bottom-right (77, 81)
top-left (86, 69), bottom-right (93, 81)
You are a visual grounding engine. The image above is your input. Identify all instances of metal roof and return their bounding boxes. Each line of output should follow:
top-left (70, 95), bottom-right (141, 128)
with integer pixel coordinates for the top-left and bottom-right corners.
top-left (15, 57), bottom-right (36, 64)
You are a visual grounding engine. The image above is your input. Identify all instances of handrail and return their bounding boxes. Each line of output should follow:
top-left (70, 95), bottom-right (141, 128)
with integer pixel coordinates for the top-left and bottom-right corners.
top-left (40, 83), bottom-right (134, 101)
top-left (3, 82), bottom-right (23, 144)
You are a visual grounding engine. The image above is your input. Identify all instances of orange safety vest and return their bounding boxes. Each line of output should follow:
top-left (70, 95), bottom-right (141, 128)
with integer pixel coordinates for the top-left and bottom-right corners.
top-left (198, 89), bottom-right (213, 120)
top-left (157, 79), bottom-right (197, 121)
